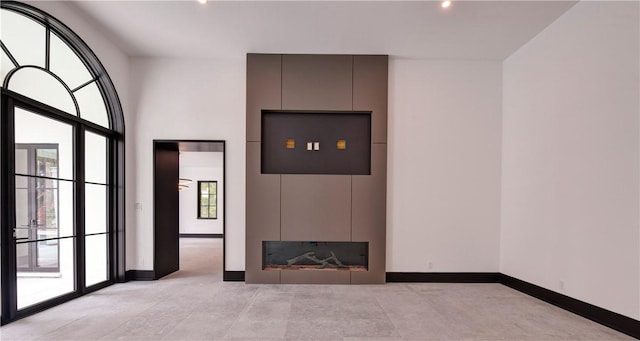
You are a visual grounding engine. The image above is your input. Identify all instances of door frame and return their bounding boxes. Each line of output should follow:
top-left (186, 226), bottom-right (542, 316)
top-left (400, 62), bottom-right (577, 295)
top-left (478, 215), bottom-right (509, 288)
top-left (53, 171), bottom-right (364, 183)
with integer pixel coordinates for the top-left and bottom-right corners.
top-left (152, 140), bottom-right (228, 280)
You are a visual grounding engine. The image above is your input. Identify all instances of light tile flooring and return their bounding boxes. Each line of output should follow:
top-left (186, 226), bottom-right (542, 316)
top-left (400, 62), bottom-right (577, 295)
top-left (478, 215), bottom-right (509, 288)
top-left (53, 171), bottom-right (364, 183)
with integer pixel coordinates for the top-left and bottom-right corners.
top-left (0, 238), bottom-right (635, 340)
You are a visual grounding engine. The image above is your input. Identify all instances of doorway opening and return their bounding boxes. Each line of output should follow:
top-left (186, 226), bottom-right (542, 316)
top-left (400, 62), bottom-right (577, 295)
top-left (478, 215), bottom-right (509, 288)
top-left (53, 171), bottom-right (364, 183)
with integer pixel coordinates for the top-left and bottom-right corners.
top-left (153, 140), bottom-right (226, 280)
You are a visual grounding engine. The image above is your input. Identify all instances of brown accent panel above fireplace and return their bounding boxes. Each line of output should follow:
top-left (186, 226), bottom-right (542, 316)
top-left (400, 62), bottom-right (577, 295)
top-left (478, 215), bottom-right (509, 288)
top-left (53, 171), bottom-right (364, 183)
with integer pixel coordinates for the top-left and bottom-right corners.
top-left (261, 110), bottom-right (371, 175)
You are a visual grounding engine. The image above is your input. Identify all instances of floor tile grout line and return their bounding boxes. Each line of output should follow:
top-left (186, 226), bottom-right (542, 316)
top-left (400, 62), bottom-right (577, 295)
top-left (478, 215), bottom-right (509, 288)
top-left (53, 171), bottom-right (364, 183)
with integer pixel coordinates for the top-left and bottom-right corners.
top-left (221, 285), bottom-right (262, 339)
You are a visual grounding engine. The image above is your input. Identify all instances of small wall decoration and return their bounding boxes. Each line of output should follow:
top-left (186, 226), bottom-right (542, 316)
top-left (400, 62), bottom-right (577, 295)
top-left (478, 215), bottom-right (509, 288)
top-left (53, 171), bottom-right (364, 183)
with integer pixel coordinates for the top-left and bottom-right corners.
top-left (285, 139), bottom-right (295, 149)
top-left (336, 139), bottom-right (346, 150)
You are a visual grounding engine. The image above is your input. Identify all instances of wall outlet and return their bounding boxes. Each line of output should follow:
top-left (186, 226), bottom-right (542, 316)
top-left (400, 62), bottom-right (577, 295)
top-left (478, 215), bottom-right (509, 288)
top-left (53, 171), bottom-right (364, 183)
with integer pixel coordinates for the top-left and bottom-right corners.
top-left (559, 280), bottom-right (565, 290)
top-left (428, 261), bottom-right (433, 270)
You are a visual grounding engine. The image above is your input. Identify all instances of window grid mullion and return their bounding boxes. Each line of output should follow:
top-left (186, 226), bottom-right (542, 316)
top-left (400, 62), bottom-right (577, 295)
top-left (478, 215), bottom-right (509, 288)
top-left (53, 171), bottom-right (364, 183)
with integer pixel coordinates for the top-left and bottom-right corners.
top-left (71, 78), bottom-right (97, 94)
top-left (0, 40), bottom-right (20, 68)
top-left (45, 26), bottom-right (50, 70)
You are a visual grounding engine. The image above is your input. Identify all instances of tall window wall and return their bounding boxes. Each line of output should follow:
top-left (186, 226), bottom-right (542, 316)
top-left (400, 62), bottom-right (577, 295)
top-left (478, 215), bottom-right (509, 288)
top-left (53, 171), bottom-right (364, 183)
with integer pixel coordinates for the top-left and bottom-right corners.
top-left (0, 1), bottom-right (124, 324)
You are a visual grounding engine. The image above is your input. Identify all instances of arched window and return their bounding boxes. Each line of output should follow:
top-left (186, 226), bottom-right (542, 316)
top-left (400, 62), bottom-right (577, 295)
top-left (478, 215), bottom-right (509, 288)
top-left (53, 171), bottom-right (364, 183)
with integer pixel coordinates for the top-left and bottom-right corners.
top-left (1, 1), bottom-right (125, 324)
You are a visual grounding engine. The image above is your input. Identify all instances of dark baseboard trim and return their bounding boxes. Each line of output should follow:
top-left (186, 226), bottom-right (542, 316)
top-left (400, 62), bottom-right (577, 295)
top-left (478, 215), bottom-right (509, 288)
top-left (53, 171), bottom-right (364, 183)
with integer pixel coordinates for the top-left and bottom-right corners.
top-left (179, 233), bottom-right (223, 238)
top-left (224, 271), bottom-right (245, 281)
top-left (125, 270), bottom-right (156, 281)
top-left (499, 274), bottom-right (640, 339)
top-left (387, 272), bottom-right (639, 339)
top-left (386, 272), bottom-right (501, 283)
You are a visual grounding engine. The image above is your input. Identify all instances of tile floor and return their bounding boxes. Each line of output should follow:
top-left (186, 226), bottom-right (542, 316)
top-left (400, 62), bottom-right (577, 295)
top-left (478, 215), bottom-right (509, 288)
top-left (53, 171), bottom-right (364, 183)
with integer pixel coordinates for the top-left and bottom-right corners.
top-left (0, 238), bottom-right (635, 340)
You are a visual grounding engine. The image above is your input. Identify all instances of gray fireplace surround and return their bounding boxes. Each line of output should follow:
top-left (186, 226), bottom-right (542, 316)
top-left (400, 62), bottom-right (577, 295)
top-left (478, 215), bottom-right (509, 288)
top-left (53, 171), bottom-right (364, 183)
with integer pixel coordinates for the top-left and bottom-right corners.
top-left (246, 54), bottom-right (388, 284)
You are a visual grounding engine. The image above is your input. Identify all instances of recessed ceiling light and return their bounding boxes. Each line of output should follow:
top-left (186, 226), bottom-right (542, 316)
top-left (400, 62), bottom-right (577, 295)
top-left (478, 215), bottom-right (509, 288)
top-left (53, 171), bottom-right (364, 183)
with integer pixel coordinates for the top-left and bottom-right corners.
top-left (198, 0), bottom-right (207, 4)
top-left (441, 0), bottom-right (452, 9)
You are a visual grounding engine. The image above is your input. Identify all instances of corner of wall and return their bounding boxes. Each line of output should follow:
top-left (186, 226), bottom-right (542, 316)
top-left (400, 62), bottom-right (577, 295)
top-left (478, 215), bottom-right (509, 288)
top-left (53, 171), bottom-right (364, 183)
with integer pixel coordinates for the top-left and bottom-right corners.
top-left (500, 0), bottom-right (640, 319)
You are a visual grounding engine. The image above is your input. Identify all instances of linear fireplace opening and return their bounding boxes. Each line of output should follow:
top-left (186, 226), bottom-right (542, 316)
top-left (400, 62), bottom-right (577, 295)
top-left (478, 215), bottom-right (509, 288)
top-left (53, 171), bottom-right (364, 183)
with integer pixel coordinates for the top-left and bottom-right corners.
top-left (263, 241), bottom-right (368, 271)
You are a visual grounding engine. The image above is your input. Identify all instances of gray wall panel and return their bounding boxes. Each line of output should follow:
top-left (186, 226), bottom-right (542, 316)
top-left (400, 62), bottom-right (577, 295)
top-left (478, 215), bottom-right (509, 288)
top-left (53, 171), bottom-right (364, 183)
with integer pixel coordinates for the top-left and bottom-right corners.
top-left (351, 239), bottom-right (385, 284)
top-left (353, 55), bottom-right (388, 143)
top-left (281, 270), bottom-right (350, 284)
top-left (351, 144), bottom-right (387, 284)
top-left (282, 55), bottom-right (352, 111)
top-left (247, 54), bottom-right (281, 142)
top-left (281, 175), bottom-right (351, 242)
top-left (245, 142), bottom-right (281, 283)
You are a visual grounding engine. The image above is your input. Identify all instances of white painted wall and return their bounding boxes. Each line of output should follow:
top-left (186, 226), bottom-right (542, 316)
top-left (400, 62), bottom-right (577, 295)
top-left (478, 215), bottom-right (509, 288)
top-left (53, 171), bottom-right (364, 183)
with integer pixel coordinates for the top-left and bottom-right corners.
top-left (179, 152), bottom-right (224, 235)
top-left (130, 57), bottom-right (245, 271)
top-left (387, 59), bottom-right (503, 272)
top-left (501, 1), bottom-right (640, 319)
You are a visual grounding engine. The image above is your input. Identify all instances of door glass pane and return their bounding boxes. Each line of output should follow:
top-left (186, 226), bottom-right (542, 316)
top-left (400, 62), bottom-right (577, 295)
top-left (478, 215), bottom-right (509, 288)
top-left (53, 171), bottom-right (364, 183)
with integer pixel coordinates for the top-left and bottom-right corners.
top-left (57, 180), bottom-right (74, 239)
top-left (15, 150), bottom-right (29, 241)
top-left (8, 68), bottom-right (77, 116)
top-left (75, 82), bottom-right (109, 128)
top-left (36, 148), bottom-right (58, 178)
top-left (50, 32), bottom-right (93, 91)
top-left (85, 234), bottom-right (108, 286)
top-left (85, 131), bottom-right (107, 184)
top-left (15, 176), bottom-right (74, 240)
top-left (14, 108), bottom-right (75, 291)
top-left (17, 238), bottom-right (60, 272)
top-left (0, 9), bottom-right (45, 67)
top-left (15, 108), bottom-right (74, 180)
top-left (17, 237), bottom-right (75, 309)
top-left (85, 184), bottom-right (107, 235)
top-left (15, 181), bottom-right (29, 238)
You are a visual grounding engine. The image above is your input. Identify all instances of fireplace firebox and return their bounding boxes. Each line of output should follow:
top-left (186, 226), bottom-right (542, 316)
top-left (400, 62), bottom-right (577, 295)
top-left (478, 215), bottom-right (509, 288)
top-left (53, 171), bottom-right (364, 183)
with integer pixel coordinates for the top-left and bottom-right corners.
top-left (263, 241), bottom-right (368, 271)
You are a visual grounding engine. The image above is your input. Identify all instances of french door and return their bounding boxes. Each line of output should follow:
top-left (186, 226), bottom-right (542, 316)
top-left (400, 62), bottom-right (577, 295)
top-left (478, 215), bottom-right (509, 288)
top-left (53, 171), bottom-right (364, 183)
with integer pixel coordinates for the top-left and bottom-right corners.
top-left (1, 94), bottom-right (113, 323)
